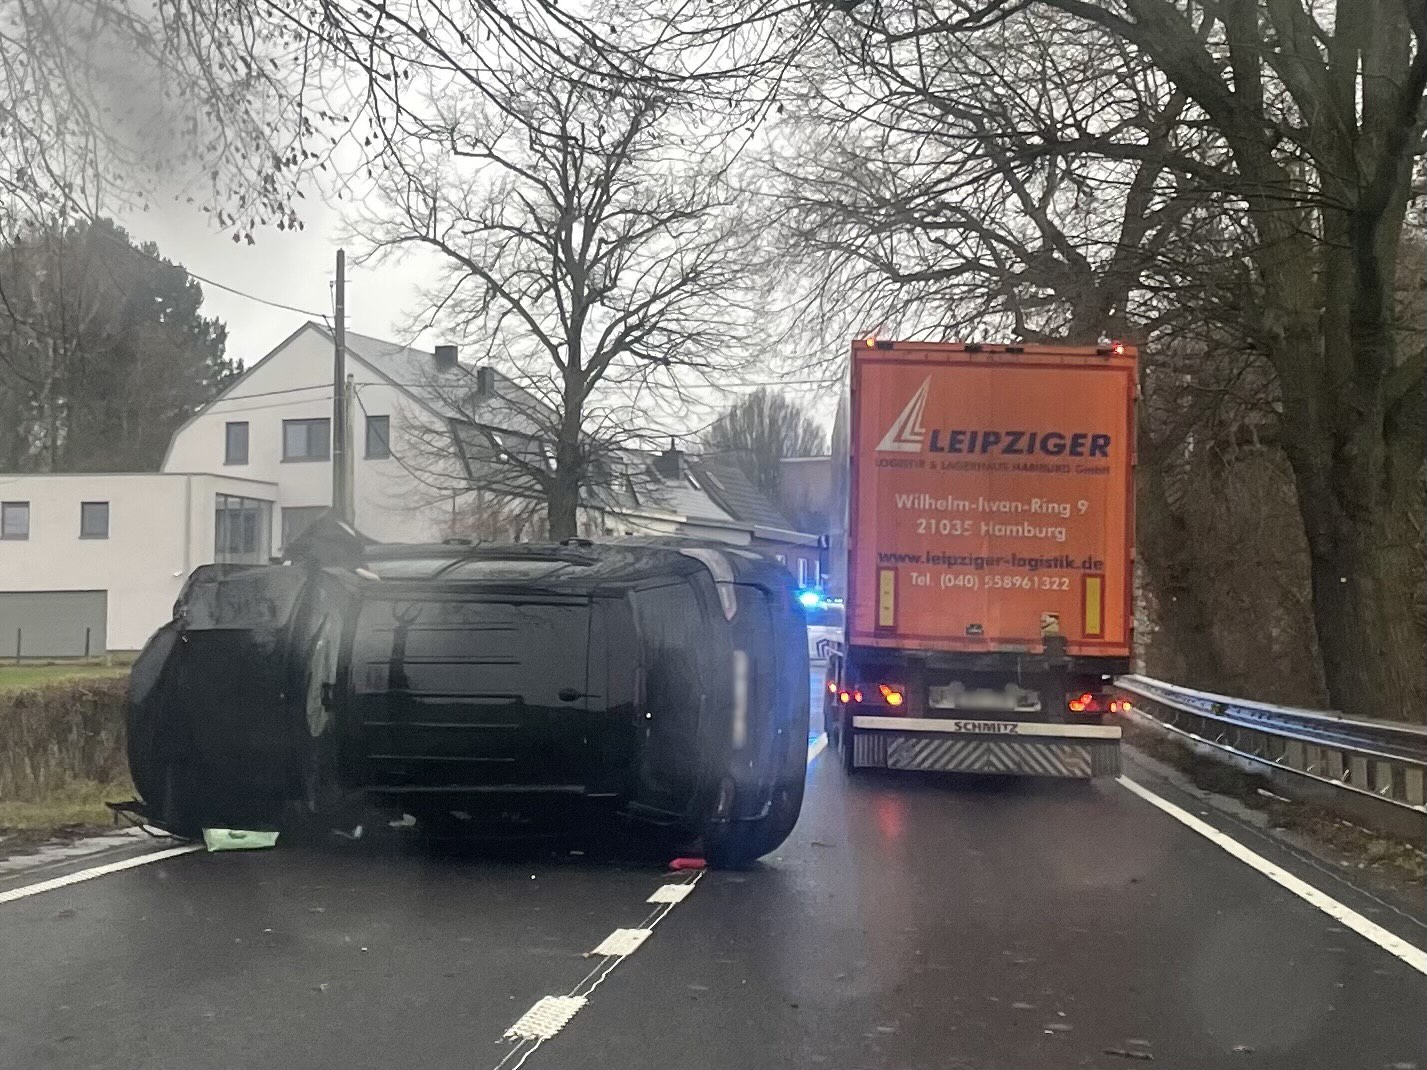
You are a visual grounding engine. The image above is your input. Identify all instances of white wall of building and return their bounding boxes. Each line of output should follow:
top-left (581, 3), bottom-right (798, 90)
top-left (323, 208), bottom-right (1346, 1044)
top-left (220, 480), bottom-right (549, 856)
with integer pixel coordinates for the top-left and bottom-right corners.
top-left (163, 323), bottom-right (453, 547)
top-left (0, 472), bottom-right (277, 650)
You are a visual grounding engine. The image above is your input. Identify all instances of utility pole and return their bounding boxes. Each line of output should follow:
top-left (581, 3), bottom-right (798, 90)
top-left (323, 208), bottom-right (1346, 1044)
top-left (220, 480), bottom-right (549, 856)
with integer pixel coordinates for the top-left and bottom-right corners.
top-left (345, 372), bottom-right (356, 530)
top-left (332, 249), bottom-right (353, 524)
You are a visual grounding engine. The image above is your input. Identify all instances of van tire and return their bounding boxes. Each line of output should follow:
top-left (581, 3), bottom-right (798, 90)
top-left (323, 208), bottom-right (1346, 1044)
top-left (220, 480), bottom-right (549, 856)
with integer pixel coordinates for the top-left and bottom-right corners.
top-left (703, 777), bottom-right (805, 868)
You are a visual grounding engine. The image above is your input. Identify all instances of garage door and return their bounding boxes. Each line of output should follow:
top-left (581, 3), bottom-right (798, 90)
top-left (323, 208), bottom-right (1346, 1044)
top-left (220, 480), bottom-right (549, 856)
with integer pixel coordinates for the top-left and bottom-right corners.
top-left (0, 591), bottom-right (108, 658)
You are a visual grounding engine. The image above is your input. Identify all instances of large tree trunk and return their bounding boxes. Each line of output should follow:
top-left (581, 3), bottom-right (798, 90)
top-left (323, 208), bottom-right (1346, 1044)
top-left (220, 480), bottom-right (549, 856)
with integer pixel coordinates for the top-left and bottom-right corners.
top-left (1290, 451), bottom-right (1426, 722)
top-left (1136, 462), bottom-right (1227, 687)
top-left (546, 486), bottom-right (579, 541)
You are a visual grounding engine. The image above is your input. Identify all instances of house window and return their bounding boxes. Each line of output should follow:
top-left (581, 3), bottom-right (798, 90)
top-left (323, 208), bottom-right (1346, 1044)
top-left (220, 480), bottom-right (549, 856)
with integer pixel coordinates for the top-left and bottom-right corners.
top-left (225, 421), bottom-right (249, 465)
top-left (365, 414), bottom-right (391, 459)
top-left (80, 501), bottom-right (109, 539)
top-left (282, 418), bottom-right (330, 461)
top-left (1, 501), bottom-right (29, 540)
top-left (281, 506), bottom-right (327, 549)
top-left (214, 494), bottom-right (272, 564)
top-left (797, 557), bottom-right (809, 585)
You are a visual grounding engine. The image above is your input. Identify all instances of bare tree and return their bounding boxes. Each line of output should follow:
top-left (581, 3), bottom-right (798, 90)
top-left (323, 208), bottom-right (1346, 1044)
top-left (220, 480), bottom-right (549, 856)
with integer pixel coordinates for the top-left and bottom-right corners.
top-left (356, 67), bottom-right (760, 538)
top-left (999, 0), bottom-right (1427, 721)
top-left (746, 0), bottom-right (1425, 719)
top-left (701, 387), bottom-right (827, 500)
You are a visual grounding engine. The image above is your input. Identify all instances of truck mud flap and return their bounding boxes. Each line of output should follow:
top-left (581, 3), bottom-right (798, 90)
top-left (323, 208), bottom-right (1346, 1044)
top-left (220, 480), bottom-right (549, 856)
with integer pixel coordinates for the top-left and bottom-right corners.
top-left (852, 731), bottom-right (1120, 778)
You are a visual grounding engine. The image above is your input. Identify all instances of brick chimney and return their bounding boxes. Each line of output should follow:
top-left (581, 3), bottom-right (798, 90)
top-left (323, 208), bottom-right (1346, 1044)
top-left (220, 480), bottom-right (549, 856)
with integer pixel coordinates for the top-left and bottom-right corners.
top-left (475, 366), bottom-right (497, 395)
top-left (434, 344), bottom-right (458, 371)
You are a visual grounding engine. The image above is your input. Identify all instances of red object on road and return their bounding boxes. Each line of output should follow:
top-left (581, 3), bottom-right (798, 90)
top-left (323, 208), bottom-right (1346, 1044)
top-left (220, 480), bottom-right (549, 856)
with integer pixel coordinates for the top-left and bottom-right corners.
top-left (669, 857), bottom-right (706, 871)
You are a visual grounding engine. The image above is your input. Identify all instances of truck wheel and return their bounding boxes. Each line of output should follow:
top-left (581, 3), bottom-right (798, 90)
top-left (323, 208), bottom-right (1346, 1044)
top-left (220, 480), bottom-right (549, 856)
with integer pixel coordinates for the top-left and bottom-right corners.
top-left (840, 722), bottom-right (858, 774)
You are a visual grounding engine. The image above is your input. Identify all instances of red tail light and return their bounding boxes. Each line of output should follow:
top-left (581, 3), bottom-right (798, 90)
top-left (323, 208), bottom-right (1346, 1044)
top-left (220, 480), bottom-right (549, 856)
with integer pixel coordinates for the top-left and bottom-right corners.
top-left (878, 684), bottom-right (905, 707)
top-left (1068, 692), bottom-right (1106, 714)
top-left (838, 691), bottom-right (851, 704)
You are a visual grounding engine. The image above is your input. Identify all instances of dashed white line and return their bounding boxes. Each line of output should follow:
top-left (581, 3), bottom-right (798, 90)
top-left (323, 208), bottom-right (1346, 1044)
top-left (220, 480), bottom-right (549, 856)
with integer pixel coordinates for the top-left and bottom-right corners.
top-left (589, 928), bottom-right (653, 957)
top-left (493, 870), bottom-right (704, 1068)
top-left (1118, 775), bottom-right (1427, 976)
top-left (0, 844), bottom-right (203, 906)
top-left (807, 733), bottom-right (828, 762)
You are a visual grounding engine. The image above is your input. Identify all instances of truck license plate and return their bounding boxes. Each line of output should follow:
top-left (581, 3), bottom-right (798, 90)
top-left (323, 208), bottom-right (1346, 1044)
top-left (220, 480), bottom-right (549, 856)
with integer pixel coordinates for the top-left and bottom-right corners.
top-left (928, 684), bottom-right (1041, 712)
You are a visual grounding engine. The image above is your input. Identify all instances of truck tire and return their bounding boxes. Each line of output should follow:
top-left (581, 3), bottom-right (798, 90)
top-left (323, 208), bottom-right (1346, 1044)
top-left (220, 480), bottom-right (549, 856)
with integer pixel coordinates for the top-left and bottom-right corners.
top-left (840, 722), bottom-right (858, 774)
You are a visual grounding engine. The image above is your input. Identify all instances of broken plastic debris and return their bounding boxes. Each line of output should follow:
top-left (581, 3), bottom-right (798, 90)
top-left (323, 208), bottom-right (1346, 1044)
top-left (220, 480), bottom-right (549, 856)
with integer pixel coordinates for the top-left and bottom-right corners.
top-left (669, 857), bottom-right (706, 871)
top-left (202, 828), bottom-right (279, 852)
top-left (1105, 1050), bottom-right (1154, 1062)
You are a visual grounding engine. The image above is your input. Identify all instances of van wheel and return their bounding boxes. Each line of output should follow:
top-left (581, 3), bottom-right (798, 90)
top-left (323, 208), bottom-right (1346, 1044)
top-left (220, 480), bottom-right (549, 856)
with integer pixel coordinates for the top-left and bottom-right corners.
top-left (703, 779), bottom-right (805, 868)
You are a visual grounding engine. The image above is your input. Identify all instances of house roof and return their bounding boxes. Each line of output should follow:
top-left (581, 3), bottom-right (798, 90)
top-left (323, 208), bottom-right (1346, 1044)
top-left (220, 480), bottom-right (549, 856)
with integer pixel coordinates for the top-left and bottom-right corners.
top-left (687, 458), bottom-right (796, 529)
top-left (167, 323), bottom-right (814, 541)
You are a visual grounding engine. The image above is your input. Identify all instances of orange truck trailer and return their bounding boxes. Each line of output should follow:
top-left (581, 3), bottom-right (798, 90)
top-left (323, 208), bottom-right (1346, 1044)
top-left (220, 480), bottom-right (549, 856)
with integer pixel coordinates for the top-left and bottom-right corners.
top-left (825, 339), bottom-right (1137, 778)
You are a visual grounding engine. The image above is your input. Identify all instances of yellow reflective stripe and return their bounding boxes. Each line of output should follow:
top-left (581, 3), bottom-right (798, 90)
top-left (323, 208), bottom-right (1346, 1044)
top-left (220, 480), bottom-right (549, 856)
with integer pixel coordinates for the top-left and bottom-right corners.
top-left (877, 568), bottom-right (896, 628)
top-left (1084, 574), bottom-right (1104, 637)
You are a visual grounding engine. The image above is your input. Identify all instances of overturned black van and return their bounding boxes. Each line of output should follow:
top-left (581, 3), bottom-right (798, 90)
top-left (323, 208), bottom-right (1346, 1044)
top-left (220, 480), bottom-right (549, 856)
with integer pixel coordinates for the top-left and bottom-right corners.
top-left (126, 534), bottom-right (810, 865)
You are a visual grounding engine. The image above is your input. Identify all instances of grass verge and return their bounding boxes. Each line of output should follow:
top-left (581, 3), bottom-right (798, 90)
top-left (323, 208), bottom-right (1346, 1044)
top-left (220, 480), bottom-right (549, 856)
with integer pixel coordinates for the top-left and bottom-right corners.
top-left (0, 662), bottom-right (132, 693)
top-left (1, 674), bottom-right (132, 852)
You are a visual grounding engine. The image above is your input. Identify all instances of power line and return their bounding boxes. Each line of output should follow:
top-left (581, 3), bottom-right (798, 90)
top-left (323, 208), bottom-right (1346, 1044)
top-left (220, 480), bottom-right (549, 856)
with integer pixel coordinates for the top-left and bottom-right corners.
top-left (199, 394), bottom-right (332, 417)
top-left (88, 224), bottom-right (330, 319)
top-left (204, 383), bottom-right (331, 404)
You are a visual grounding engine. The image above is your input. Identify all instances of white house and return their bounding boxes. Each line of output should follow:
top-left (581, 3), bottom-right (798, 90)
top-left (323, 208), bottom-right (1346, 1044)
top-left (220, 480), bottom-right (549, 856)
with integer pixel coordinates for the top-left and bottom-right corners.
top-left (0, 322), bottom-right (820, 655)
top-left (162, 321), bottom-right (464, 547)
top-left (0, 472), bottom-right (278, 652)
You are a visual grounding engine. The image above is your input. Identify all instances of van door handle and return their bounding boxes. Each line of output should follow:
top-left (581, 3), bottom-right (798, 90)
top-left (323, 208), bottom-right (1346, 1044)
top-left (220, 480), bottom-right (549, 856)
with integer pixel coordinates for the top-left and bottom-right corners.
top-left (558, 688), bottom-right (586, 702)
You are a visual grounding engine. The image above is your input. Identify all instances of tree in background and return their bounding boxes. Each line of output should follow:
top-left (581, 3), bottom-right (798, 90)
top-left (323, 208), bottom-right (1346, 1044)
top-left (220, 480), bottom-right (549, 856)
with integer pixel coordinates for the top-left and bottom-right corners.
top-left (358, 67), bottom-right (761, 540)
top-left (0, 218), bottom-right (235, 471)
top-left (747, 0), bottom-right (1424, 720)
top-left (702, 387), bottom-right (827, 509)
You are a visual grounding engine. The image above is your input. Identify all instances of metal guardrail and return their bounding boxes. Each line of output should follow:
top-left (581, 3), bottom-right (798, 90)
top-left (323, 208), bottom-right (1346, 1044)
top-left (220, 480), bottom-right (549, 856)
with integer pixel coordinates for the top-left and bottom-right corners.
top-left (1116, 675), bottom-right (1427, 840)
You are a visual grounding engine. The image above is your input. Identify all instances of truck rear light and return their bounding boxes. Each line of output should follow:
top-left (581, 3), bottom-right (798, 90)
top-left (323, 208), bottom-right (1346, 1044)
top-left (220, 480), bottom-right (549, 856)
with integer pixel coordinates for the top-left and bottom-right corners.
top-left (1109, 699), bottom-right (1129, 714)
top-left (839, 690), bottom-right (852, 704)
top-left (853, 689), bottom-right (864, 703)
top-left (1068, 692), bottom-right (1107, 714)
top-left (878, 684), bottom-right (905, 707)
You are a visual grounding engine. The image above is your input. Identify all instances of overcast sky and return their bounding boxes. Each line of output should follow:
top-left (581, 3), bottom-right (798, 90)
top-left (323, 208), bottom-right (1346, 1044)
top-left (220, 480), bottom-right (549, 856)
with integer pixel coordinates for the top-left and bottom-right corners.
top-left (120, 194), bottom-right (445, 368)
top-left (118, 180), bottom-right (840, 435)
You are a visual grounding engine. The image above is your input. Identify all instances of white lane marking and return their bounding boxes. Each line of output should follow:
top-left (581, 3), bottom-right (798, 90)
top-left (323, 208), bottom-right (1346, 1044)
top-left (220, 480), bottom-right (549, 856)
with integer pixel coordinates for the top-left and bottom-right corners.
top-left (504, 996), bottom-right (587, 1041)
top-left (0, 844), bottom-right (202, 906)
top-left (1117, 775), bottom-right (1427, 976)
top-left (490, 871), bottom-right (704, 1068)
top-left (589, 928), bottom-right (652, 957)
top-left (807, 733), bottom-right (828, 762)
top-left (647, 883), bottom-right (694, 904)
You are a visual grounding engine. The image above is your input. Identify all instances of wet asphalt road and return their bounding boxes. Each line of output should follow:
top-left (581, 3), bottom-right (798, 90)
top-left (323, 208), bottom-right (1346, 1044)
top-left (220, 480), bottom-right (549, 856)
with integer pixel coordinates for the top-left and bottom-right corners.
top-left (2, 674), bottom-right (1424, 1070)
